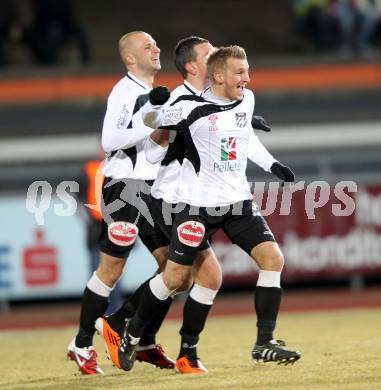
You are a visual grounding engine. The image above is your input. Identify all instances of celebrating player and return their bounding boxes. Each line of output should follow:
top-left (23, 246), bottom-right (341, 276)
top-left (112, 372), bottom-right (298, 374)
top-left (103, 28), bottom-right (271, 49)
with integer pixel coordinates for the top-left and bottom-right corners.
top-left (116, 45), bottom-right (300, 372)
top-left (67, 31), bottom-right (175, 374)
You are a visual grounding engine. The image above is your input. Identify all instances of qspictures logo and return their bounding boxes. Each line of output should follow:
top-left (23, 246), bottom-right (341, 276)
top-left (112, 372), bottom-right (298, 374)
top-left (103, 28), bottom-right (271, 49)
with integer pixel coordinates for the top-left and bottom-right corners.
top-left (213, 137), bottom-right (241, 172)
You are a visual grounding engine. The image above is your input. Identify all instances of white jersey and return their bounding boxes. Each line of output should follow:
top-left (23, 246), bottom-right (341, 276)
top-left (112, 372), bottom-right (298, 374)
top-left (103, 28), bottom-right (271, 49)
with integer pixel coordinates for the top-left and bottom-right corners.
top-left (150, 81), bottom-right (201, 203)
top-left (101, 72), bottom-right (161, 180)
top-left (159, 88), bottom-right (277, 207)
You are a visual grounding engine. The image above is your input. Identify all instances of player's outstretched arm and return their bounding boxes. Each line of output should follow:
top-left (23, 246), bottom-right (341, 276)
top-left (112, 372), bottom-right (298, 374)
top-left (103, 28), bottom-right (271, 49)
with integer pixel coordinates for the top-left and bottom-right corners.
top-left (102, 86), bottom-right (170, 153)
top-left (247, 130), bottom-right (277, 172)
top-left (142, 86), bottom-right (171, 163)
top-left (252, 115), bottom-right (271, 132)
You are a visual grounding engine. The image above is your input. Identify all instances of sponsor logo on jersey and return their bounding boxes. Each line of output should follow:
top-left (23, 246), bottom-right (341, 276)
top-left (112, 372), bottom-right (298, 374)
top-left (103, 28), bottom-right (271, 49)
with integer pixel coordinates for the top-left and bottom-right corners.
top-left (235, 112), bottom-right (247, 128)
top-left (164, 107), bottom-right (182, 122)
top-left (177, 221), bottom-right (205, 247)
top-left (211, 137), bottom-right (241, 172)
top-left (221, 137), bottom-right (237, 161)
top-left (213, 161), bottom-right (241, 172)
top-left (108, 221), bottom-right (138, 246)
top-left (208, 114), bottom-right (219, 131)
top-left (117, 104), bottom-right (129, 129)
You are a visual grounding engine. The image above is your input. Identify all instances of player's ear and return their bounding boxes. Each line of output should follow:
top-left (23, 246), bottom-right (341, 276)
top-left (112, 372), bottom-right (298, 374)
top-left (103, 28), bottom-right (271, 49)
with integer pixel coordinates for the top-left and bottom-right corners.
top-left (125, 53), bottom-right (135, 66)
top-left (214, 71), bottom-right (224, 85)
top-left (184, 62), bottom-right (196, 76)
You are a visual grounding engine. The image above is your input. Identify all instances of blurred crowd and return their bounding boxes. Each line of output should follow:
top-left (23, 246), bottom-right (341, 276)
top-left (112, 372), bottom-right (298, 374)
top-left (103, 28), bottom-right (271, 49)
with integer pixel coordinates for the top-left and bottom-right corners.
top-left (292, 0), bottom-right (381, 58)
top-left (0, 0), bottom-right (91, 67)
top-left (1, 1), bottom-right (380, 68)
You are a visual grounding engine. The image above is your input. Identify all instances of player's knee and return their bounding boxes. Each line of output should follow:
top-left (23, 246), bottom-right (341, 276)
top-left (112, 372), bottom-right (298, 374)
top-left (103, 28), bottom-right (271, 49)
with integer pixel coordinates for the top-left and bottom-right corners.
top-left (260, 250), bottom-right (284, 272)
top-left (164, 268), bottom-right (192, 291)
top-left (251, 242), bottom-right (284, 272)
top-left (195, 270), bottom-right (222, 290)
top-left (97, 265), bottom-right (123, 286)
top-left (209, 261), bottom-right (223, 290)
top-left (210, 272), bottom-right (223, 290)
top-left (194, 250), bottom-right (223, 290)
top-left (97, 253), bottom-right (125, 286)
top-left (177, 275), bottom-right (194, 291)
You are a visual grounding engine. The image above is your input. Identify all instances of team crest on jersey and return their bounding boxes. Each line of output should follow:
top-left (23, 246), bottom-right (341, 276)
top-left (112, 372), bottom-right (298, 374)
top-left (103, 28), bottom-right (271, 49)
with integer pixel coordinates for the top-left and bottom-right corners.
top-left (177, 221), bottom-right (205, 247)
top-left (117, 104), bottom-right (129, 129)
top-left (108, 221), bottom-right (138, 246)
top-left (235, 112), bottom-right (247, 128)
top-left (208, 114), bottom-right (219, 131)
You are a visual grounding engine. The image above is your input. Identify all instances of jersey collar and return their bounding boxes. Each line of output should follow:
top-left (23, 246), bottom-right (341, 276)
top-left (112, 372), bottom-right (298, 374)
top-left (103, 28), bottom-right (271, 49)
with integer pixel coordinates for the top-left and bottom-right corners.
top-left (201, 87), bottom-right (242, 103)
top-left (126, 72), bottom-right (150, 90)
top-left (183, 80), bottom-right (202, 95)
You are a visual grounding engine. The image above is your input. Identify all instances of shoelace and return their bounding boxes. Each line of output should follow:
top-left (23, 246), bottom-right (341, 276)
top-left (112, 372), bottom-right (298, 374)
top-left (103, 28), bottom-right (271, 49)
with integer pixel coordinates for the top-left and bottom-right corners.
top-left (84, 350), bottom-right (99, 370)
top-left (274, 339), bottom-right (286, 347)
top-left (75, 346), bottom-right (94, 360)
top-left (79, 348), bottom-right (98, 370)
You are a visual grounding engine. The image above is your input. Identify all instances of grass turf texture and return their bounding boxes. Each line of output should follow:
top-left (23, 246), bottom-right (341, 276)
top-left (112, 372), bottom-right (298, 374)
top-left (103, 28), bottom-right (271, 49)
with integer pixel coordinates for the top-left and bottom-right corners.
top-left (0, 308), bottom-right (380, 389)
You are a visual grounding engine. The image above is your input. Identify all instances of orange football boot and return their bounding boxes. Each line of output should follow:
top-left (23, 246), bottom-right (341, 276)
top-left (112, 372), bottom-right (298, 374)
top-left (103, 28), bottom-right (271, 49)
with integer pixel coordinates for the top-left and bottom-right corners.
top-left (95, 317), bottom-right (122, 368)
top-left (175, 355), bottom-right (208, 374)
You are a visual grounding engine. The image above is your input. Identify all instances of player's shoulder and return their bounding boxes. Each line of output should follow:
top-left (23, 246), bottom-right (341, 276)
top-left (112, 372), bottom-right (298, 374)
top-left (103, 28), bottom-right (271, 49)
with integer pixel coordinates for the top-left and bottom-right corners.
top-left (243, 88), bottom-right (255, 101)
top-left (170, 82), bottom-right (201, 98)
top-left (166, 85), bottom-right (188, 107)
top-left (110, 76), bottom-right (129, 94)
top-left (109, 75), bottom-right (147, 101)
top-left (169, 93), bottom-right (205, 108)
top-left (170, 84), bottom-right (188, 99)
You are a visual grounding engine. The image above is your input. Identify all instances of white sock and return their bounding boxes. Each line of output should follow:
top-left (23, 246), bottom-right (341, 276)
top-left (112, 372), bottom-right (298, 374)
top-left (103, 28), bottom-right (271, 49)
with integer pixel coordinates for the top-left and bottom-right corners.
top-left (190, 283), bottom-right (218, 305)
top-left (87, 272), bottom-right (113, 297)
top-left (149, 273), bottom-right (172, 300)
top-left (256, 270), bottom-right (281, 288)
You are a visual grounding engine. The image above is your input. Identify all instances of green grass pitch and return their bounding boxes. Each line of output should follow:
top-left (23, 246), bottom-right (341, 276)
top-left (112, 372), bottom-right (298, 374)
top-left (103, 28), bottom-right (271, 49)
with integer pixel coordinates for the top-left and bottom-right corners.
top-left (1, 308), bottom-right (380, 389)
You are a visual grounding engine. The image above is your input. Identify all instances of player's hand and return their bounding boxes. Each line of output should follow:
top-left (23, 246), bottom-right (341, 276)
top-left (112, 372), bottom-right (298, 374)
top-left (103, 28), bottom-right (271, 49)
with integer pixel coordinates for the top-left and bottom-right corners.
top-left (270, 162), bottom-right (295, 182)
top-left (149, 86), bottom-right (170, 105)
top-left (251, 115), bottom-right (271, 132)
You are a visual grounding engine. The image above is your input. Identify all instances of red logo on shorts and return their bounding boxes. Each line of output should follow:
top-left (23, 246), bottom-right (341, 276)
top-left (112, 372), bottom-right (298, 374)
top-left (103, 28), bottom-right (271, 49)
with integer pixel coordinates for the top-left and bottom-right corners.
top-left (108, 222), bottom-right (138, 247)
top-left (177, 221), bottom-right (205, 247)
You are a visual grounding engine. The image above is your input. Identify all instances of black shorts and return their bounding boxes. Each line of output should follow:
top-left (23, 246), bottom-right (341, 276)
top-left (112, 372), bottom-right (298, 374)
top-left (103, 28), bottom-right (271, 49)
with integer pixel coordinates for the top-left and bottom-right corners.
top-left (168, 200), bottom-right (275, 265)
top-left (99, 177), bottom-right (168, 259)
top-left (151, 197), bottom-right (210, 251)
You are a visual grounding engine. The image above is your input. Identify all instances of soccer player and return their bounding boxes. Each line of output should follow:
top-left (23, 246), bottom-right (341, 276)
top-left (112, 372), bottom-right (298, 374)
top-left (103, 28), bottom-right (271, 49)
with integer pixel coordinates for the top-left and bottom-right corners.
top-left (116, 45), bottom-right (301, 372)
top-left (95, 36), bottom-right (223, 375)
top-left (67, 31), bottom-right (175, 375)
top-left (96, 36), bottom-right (274, 374)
